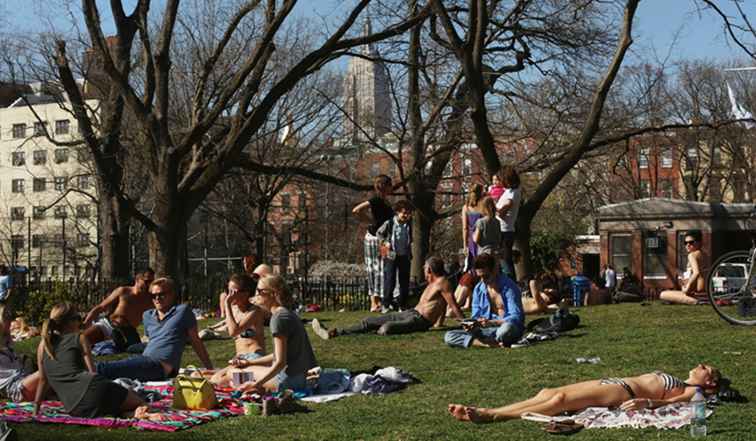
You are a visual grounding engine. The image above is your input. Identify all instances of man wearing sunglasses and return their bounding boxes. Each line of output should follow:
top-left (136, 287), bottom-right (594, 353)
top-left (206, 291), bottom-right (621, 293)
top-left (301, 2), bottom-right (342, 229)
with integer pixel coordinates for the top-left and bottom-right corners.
top-left (660, 231), bottom-right (705, 305)
top-left (96, 277), bottom-right (213, 381)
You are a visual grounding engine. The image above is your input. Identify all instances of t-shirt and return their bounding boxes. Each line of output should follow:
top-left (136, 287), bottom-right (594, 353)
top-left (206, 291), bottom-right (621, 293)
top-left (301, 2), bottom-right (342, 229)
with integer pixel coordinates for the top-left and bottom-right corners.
top-left (474, 217), bottom-right (501, 254)
top-left (42, 333), bottom-right (94, 412)
top-left (496, 188), bottom-right (521, 232)
top-left (367, 196), bottom-right (394, 236)
top-left (605, 268), bottom-right (616, 289)
top-left (270, 308), bottom-right (317, 377)
top-left (0, 275), bottom-right (12, 302)
top-left (142, 304), bottom-right (197, 371)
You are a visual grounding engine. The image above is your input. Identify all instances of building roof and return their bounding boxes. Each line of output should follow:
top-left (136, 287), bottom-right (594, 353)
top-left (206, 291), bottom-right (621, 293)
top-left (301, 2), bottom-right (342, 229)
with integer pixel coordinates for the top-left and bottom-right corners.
top-left (597, 198), bottom-right (754, 221)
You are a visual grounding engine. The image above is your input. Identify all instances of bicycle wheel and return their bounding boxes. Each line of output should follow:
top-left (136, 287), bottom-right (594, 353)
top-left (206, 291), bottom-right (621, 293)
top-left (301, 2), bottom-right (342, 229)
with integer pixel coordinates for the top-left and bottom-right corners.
top-left (706, 250), bottom-right (756, 326)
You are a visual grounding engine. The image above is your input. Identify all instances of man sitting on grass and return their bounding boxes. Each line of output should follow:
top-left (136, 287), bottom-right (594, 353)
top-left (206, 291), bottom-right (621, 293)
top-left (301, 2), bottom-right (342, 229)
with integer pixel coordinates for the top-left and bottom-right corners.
top-left (444, 253), bottom-right (524, 348)
top-left (311, 256), bottom-right (465, 339)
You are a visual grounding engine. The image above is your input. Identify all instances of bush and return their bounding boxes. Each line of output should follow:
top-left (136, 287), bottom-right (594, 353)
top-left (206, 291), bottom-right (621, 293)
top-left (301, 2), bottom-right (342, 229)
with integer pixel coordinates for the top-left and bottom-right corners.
top-left (529, 231), bottom-right (574, 275)
top-left (21, 282), bottom-right (76, 326)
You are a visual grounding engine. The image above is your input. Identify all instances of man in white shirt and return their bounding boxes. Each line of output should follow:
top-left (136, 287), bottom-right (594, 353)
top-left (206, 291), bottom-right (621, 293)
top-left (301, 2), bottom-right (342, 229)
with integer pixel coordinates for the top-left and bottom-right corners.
top-left (604, 265), bottom-right (617, 291)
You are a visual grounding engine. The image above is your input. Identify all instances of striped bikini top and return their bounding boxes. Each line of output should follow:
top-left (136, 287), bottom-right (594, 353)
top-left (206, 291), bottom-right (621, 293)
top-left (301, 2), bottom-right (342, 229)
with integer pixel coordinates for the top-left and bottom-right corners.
top-left (654, 371), bottom-right (688, 391)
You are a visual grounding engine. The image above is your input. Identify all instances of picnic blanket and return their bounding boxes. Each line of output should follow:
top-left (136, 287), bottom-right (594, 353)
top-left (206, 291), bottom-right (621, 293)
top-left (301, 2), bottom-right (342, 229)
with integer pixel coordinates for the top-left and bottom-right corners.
top-left (522, 402), bottom-right (713, 430)
top-left (0, 384), bottom-right (244, 432)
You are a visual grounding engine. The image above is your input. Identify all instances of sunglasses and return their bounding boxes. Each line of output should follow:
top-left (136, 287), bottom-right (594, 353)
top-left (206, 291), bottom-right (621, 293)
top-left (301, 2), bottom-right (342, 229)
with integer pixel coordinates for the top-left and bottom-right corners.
top-left (151, 291), bottom-right (168, 300)
top-left (684, 240), bottom-right (696, 245)
top-left (256, 288), bottom-right (272, 295)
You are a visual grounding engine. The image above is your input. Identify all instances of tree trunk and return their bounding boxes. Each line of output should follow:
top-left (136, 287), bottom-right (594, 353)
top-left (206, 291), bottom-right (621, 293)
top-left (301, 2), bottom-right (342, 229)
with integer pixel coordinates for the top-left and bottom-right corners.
top-left (98, 193), bottom-right (131, 282)
top-left (147, 167), bottom-right (189, 282)
top-left (410, 187), bottom-right (435, 281)
top-left (513, 224), bottom-right (532, 282)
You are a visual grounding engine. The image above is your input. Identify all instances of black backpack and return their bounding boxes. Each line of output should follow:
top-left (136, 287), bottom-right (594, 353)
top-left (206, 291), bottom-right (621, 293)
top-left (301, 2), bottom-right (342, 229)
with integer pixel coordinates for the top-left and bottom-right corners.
top-left (526, 309), bottom-right (580, 334)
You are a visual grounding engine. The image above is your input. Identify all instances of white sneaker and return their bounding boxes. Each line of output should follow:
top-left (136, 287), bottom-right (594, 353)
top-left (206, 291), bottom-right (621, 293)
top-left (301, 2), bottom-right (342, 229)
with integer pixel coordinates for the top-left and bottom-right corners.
top-left (311, 319), bottom-right (330, 340)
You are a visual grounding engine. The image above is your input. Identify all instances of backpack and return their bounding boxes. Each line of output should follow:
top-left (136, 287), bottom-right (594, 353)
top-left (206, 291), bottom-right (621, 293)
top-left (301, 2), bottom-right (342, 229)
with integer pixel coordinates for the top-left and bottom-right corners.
top-left (526, 309), bottom-right (580, 334)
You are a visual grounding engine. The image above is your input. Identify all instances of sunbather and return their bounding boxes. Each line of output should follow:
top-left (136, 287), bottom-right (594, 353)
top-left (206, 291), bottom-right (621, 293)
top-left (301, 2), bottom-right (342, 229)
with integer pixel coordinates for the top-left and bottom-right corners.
top-left (448, 364), bottom-right (722, 423)
top-left (33, 303), bottom-right (145, 417)
top-left (209, 274), bottom-right (266, 386)
top-left (231, 275), bottom-right (317, 393)
top-left (0, 304), bottom-right (42, 402)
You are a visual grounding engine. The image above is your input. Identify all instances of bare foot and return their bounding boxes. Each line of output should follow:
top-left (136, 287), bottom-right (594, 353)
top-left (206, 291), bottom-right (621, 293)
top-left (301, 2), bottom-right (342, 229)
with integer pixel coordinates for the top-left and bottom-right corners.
top-left (448, 404), bottom-right (472, 422)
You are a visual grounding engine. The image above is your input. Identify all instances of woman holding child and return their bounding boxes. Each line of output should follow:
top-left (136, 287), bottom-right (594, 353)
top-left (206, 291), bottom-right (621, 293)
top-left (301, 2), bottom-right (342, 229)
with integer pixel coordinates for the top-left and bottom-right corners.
top-left (224, 275), bottom-right (317, 393)
top-left (33, 303), bottom-right (145, 417)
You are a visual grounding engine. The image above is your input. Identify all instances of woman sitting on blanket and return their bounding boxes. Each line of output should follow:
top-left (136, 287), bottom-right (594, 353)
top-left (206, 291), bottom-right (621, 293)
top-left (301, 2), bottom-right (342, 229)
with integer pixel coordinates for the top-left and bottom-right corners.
top-left (210, 273), bottom-right (267, 386)
top-left (449, 364), bottom-right (722, 423)
top-left (0, 304), bottom-right (44, 402)
top-left (228, 275), bottom-right (317, 393)
top-left (33, 303), bottom-right (145, 417)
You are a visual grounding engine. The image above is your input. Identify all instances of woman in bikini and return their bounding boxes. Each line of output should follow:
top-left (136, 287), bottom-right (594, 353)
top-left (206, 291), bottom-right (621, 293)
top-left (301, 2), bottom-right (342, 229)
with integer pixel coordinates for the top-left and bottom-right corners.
top-left (448, 364), bottom-right (721, 423)
top-left (210, 273), bottom-right (266, 386)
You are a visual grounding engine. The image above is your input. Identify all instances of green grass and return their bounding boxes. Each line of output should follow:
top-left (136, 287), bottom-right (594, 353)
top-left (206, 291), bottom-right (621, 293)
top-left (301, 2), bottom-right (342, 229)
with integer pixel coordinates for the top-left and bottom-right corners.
top-left (9, 303), bottom-right (756, 440)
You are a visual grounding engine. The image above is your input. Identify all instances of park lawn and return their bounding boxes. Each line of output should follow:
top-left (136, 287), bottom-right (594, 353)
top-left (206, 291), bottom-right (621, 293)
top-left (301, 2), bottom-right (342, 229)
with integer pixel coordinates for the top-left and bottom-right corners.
top-left (8, 303), bottom-right (756, 441)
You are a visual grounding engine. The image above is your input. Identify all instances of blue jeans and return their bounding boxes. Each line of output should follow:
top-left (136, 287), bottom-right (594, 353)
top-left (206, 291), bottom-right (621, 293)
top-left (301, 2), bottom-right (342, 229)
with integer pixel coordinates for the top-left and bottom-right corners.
top-left (444, 321), bottom-right (523, 348)
top-left (383, 255), bottom-right (411, 309)
top-left (96, 355), bottom-right (167, 381)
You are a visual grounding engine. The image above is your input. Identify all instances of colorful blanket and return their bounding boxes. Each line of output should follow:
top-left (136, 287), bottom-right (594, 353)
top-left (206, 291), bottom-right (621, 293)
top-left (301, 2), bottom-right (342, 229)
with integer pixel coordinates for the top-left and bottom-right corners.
top-left (0, 385), bottom-right (244, 432)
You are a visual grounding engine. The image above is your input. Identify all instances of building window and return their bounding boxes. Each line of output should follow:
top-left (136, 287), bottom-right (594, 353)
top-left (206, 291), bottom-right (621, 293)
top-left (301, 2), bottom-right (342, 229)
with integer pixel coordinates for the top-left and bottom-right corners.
top-left (54, 176), bottom-right (67, 191)
top-left (639, 180), bottom-right (651, 198)
top-left (54, 206), bottom-right (67, 219)
top-left (462, 158), bottom-right (473, 177)
top-left (10, 207), bottom-right (25, 220)
top-left (55, 120), bottom-right (70, 135)
top-left (33, 121), bottom-right (48, 137)
top-left (33, 206), bottom-right (45, 219)
top-left (33, 150), bottom-right (47, 165)
top-left (610, 234), bottom-right (632, 273)
top-left (661, 148), bottom-right (673, 168)
top-left (298, 192), bottom-right (306, 211)
top-left (443, 161), bottom-right (453, 178)
top-left (11, 179), bottom-right (25, 193)
top-left (686, 147), bottom-right (699, 167)
top-left (638, 147), bottom-right (650, 169)
top-left (33, 178), bottom-right (46, 192)
top-left (12, 124), bottom-right (26, 139)
top-left (32, 234), bottom-right (46, 248)
top-left (54, 148), bottom-right (69, 164)
top-left (78, 175), bottom-right (91, 190)
top-left (280, 193), bottom-right (291, 210)
top-left (76, 204), bottom-right (91, 218)
top-left (643, 231), bottom-right (667, 277)
top-left (77, 233), bottom-right (90, 247)
top-left (10, 235), bottom-right (24, 250)
top-left (659, 179), bottom-right (673, 199)
top-left (370, 162), bottom-right (381, 178)
top-left (11, 152), bottom-right (25, 166)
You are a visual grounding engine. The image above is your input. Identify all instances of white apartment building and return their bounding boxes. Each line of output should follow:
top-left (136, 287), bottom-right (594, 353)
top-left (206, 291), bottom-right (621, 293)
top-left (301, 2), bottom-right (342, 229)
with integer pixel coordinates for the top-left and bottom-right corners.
top-left (0, 86), bottom-right (98, 280)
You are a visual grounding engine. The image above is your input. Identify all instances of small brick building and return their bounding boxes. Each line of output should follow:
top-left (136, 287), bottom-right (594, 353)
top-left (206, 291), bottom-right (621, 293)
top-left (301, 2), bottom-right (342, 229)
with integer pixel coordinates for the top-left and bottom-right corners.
top-left (596, 198), bottom-right (754, 298)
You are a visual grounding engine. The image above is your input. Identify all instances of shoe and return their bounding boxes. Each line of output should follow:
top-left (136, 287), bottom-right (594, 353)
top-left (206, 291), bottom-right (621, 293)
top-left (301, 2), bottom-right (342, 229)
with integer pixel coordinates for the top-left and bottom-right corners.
top-left (311, 319), bottom-right (330, 340)
top-left (381, 307), bottom-right (390, 314)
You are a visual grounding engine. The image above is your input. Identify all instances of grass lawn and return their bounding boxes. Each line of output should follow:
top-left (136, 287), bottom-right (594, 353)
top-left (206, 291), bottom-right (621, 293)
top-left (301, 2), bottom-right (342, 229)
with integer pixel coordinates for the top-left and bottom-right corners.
top-left (8, 303), bottom-right (756, 441)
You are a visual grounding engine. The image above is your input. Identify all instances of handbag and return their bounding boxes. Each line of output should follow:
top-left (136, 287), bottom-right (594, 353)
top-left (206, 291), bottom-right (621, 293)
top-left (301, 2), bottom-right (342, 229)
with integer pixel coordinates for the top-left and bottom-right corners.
top-left (172, 366), bottom-right (217, 410)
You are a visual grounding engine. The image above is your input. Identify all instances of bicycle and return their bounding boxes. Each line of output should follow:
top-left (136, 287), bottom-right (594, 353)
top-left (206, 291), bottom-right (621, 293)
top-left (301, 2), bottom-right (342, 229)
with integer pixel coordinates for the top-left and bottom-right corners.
top-left (706, 208), bottom-right (756, 326)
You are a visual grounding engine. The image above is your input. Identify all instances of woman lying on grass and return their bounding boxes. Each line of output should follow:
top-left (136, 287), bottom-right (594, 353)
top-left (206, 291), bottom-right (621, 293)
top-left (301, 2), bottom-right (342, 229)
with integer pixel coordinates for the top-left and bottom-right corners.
top-left (227, 275), bottom-right (317, 393)
top-left (33, 303), bottom-right (146, 418)
top-left (449, 364), bottom-right (721, 423)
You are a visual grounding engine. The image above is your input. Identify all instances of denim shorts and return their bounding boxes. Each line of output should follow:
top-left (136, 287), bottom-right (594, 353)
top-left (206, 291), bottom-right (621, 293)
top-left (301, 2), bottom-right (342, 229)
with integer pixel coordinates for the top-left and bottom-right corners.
top-left (238, 351), bottom-right (264, 361)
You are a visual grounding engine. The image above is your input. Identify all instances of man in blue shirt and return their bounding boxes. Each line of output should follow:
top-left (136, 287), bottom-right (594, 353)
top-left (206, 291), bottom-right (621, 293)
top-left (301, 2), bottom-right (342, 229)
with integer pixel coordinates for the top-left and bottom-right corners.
top-left (445, 253), bottom-right (524, 348)
top-left (96, 277), bottom-right (213, 381)
top-left (0, 265), bottom-right (13, 304)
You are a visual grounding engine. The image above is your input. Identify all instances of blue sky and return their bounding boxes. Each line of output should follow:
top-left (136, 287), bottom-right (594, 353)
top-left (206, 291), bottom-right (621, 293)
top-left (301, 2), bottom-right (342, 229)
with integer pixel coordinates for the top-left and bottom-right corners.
top-left (1, 0), bottom-right (753, 65)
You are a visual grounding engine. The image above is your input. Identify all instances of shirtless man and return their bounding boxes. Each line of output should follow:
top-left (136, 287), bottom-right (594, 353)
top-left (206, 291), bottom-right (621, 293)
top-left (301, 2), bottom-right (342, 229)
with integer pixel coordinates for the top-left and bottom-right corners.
top-left (311, 256), bottom-right (465, 339)
top-left (83, 268), bottom-right (155, 347)
top-left (521, 275), bottom-right (563, 315)
top-left (444, 253), bottom-right (524, 348)
top-left (660, 231), bottom-right (705, 305)
top-left (210, 273), bottom-right (266, 386)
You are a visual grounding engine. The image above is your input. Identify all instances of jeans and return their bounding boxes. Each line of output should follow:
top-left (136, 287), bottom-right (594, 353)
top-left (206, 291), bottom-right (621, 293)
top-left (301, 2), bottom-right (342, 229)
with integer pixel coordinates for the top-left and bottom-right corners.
top-left (444, 321), bottom-right (523, 348)
top-left (338, 310), bottom-right (431, 336)
top-left (276, 371), bottom-right (307, 392)
top-left (500, 232), bottom-right (516, 279)
top-left (96, 355), bottom-right (168, 381)
top-left (383, 255), bottom-right (411, 309)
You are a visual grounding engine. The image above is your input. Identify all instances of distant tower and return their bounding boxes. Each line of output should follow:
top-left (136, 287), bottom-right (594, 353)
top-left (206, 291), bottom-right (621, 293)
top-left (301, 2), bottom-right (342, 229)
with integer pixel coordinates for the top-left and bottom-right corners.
top-left (342, 17), bottom-right (391, 143)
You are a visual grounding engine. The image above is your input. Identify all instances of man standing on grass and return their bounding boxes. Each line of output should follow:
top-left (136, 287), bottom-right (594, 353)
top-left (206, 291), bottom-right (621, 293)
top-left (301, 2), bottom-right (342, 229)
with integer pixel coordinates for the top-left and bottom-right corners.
top-left (96, 277), bottom-right (213, 381)
top-left (444, 253), bottom-right (524, 348)
top-left (311, 256), bottom-right (465, 338)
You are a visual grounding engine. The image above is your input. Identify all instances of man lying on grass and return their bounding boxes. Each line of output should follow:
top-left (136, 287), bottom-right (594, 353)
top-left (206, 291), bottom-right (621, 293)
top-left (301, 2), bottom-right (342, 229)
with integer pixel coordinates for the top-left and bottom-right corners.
top-left (311, 256), bottom-right (465, 339)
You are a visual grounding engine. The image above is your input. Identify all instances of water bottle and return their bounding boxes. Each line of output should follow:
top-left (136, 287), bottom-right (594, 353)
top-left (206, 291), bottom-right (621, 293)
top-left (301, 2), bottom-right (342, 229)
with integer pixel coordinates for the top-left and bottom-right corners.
top-left (690, 387), bottom-right (707, 437)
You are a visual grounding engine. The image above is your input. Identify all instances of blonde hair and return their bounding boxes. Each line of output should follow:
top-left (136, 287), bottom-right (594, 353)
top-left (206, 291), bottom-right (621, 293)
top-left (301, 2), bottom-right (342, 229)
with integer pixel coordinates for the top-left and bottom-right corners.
top-left (466, 183), bottom-right (484, 208)
top-left (259, 275), bottom-right (293, 308)
top-left (41, 302), bottom-right (79, 360)
top-left (481, 196), bottom-right (496, 218)
top-left (150, 277), bottom-right (176, 296)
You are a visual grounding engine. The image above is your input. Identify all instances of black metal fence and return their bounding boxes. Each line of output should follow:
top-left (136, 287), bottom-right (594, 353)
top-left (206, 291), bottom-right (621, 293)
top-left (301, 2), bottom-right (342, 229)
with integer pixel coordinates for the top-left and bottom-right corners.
top-left (14, 275), bottom-right (372, 325)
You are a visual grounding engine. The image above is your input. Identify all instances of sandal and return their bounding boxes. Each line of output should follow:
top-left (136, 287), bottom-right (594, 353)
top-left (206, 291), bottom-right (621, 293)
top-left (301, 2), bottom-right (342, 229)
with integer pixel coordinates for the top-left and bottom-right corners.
top-left (543, 420), bottom-right (584, 435)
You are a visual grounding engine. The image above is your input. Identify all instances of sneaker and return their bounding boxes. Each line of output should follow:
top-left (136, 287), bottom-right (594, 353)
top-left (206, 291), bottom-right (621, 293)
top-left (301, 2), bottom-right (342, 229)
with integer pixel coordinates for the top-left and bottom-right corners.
top-left (311, 319), bottom-right (330, 340)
